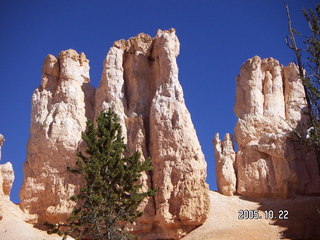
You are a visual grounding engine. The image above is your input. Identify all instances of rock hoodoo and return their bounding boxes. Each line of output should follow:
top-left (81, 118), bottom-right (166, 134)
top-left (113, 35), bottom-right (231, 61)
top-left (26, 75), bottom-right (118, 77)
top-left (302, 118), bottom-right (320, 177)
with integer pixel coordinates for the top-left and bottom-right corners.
top-left (213, 133), bottom-right (236, 196)
top-left (20, 29), bottom-right (209, 239)
top-left (20, 50), bottom-right (95, 223)
top-left (0, 134), bottom-right (4, 160)
top-left (0, 135), bottom-right (14, 201)
top-left (214, 56), bottom-right (320, 198)
top-left (96, 29), bottom-right (209, 239)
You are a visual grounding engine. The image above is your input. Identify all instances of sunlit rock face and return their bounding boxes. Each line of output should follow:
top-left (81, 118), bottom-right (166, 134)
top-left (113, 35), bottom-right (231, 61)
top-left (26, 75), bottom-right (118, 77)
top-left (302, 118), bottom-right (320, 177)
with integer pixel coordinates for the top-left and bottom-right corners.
top-left (0, 135), bottom-right (14, 201)
top-left (20, 50), bottom-right (95, 223)
top-left (213, 133), bottom-right (236, 196)
top-left (20, 29), bottom-right (209, 239)
top-left (0, 135), bottom-right (4, 161)
top-left (214, 56), bottom-right (320, 198)
top-left (95, 29), bottom-right (209, 239)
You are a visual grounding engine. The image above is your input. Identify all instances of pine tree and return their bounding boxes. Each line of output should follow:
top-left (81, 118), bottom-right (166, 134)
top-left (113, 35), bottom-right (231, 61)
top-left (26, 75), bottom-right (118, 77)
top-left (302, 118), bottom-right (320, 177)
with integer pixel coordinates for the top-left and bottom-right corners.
top-left (286, 4), bottom-right (320, 170)
top-left (48, 109), bottom-right (155, 240)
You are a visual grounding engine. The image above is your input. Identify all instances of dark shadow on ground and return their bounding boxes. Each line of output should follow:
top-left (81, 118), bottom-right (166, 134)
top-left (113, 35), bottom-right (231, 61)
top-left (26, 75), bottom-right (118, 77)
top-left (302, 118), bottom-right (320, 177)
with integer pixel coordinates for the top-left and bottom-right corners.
top-left (238, 194), bottom-right (320, 240)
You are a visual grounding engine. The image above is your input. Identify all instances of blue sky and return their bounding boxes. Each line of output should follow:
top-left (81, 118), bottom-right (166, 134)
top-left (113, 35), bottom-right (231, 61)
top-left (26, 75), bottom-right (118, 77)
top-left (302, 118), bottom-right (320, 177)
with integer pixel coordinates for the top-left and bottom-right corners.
top-left (0, 0), bottom-right (317, 203)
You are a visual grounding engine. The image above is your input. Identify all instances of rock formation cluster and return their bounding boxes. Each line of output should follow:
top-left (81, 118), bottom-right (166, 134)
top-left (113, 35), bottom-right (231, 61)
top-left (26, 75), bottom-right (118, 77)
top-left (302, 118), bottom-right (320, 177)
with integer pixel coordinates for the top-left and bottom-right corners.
top-left (2, 30), bottom-right (320, 240)
top-left (214, 56), bottom-right (320, 198)
top-left (20, 29), bottom-right (209, 239)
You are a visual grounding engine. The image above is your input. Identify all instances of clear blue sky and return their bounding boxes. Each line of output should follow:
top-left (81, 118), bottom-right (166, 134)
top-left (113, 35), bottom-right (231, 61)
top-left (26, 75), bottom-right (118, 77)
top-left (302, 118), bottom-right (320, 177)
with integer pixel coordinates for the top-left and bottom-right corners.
top-left (0, 0), bottom-right (317, 203)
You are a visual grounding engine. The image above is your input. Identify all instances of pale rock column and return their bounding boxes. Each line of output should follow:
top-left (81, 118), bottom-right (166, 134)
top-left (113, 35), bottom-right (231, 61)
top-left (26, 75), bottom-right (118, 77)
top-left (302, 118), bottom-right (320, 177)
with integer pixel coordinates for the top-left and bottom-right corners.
top-left (0, 134), bottom-right (4, 161)
top-left (149, 29), bottom-right (209, 239)
top-left (213, 133), bottom-right (236, 196)
top-left (0, 135), bottom-right (15, 201)
top-left (229, 56), bottom-right (320, 198)
top-left (20, 50), bottom-right (95, 223)
top-left (283, 63), bottom-right (309, 127)
top-left (95, 33), bottom-right (155, 234)
top-left (95, 29), bottom-right (209, 240)
top-left (0, 163), bottom-right (14, 200)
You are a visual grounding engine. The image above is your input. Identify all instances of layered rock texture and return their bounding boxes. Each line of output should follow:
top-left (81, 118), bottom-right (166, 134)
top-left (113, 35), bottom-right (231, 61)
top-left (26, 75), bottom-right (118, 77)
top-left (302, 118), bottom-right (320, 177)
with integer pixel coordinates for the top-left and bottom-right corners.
top-left (20, 29), bottom-right (209, 239)
top-left (20, 50), bottom-right (95, 223)
top-left (0, 135), bottom-right (14, 201)
top-left (214, 56), bottom-right (320, 198)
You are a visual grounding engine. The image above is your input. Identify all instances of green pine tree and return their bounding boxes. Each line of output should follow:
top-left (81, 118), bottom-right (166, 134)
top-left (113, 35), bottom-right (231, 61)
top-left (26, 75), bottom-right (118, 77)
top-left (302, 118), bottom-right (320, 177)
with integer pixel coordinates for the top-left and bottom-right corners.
top-left (48, 109), bottom-right (155, 240)
top-left (286, 4), bottom-right (320, 170)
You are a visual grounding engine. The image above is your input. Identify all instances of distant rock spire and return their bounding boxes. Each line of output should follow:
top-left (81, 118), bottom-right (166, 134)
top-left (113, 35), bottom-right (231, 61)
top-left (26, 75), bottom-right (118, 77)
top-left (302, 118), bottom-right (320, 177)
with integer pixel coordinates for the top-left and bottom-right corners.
top-left (0, 134), bottom-right (15, 200)
top-left (0, 134), bottom-right (4, 161)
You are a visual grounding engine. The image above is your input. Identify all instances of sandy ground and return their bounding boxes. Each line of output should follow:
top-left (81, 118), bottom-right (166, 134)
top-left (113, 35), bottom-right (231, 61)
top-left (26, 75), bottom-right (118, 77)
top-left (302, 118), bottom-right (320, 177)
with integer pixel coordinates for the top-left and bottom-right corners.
top-left (183, 191), bottom-right (320, 240)
top-left (1, 191), bottom-right (320, 239)
top-left (0, 198), bottom-right (72, 240)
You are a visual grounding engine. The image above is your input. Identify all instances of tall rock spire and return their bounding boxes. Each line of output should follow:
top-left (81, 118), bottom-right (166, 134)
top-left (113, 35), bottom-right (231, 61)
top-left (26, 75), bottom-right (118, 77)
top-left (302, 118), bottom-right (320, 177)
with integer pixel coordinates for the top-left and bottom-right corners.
top-left (213, 133), bottom-right (236, 196)
top-left (95, 29), bottom-right (209, 239)
top-left (0, 134), bottom-right (4, 161)
top-left (20, 50), bottom-right (95, 223)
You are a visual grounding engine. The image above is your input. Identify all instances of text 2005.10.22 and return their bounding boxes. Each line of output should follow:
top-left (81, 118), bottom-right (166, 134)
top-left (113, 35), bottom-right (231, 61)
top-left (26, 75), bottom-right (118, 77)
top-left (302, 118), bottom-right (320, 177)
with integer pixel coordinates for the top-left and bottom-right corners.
top-left (238, 209), bottom-right (289, 220)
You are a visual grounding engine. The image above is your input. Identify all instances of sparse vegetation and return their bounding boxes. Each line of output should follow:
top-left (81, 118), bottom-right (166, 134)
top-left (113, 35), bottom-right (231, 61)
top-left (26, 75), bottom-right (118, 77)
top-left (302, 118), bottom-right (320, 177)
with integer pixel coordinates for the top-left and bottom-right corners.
top-left (286, 4), bottom-right (320, 170)
top-left (47, 109), bottom-right (155, 240)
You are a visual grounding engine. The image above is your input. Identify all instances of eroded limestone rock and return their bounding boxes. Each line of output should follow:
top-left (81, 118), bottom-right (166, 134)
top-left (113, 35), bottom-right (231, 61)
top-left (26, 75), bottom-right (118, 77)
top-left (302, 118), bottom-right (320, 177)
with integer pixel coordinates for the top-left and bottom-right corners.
top-left (0, 163), bottom-right (14, 199)
top-left (95, 29), bottom-right (209, 239)
top-left (20, 50), bottom-right (95, 223)
top-left (0, 135), bottom-right (14, 201)
top-left (213, 133), bottom-right (236, 196)
top-left (214, 56), bottom-right (320, 198)
top-left (0, 134), bottom-right (4, 161)
top-left (21, 30), bottom-right (209, 238)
